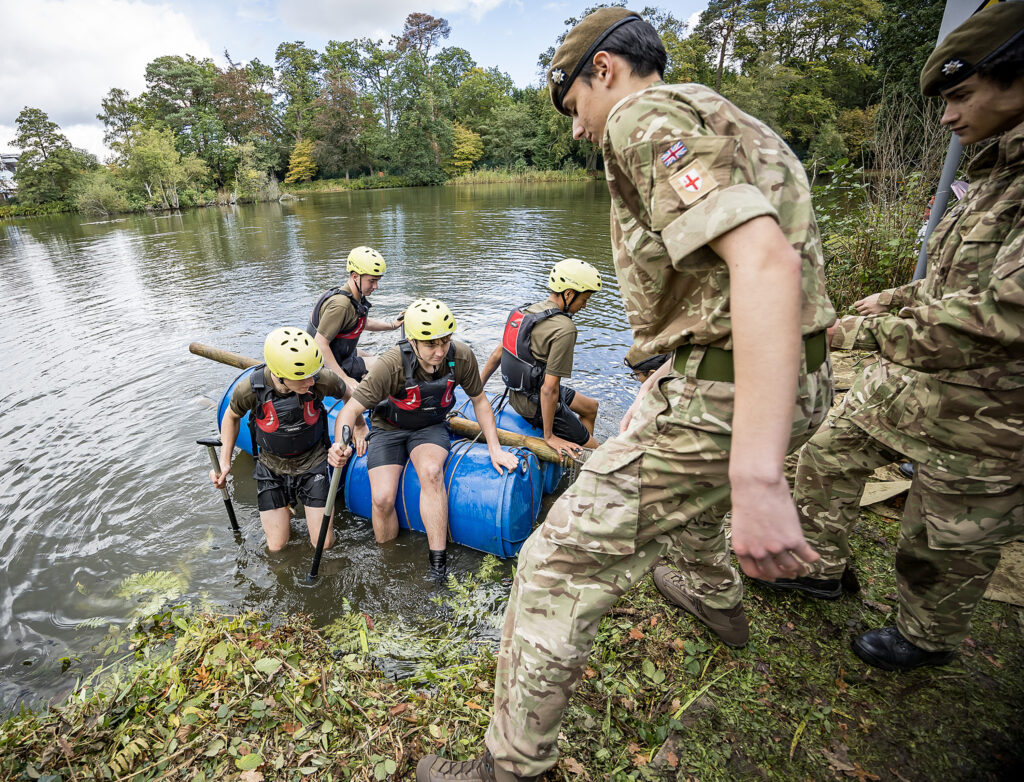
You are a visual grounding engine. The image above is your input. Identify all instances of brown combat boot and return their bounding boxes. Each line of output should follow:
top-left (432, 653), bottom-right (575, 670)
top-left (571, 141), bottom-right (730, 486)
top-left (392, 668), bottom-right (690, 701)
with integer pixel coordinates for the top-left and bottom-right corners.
top-left (653, 565), bottom-right (749, 648)
top-left (416, 750), bottom-right (537, 782)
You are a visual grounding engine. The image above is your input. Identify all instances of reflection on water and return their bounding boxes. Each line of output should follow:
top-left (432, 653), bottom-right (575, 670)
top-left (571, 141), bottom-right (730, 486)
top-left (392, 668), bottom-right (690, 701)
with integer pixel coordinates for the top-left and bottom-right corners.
top-left (0, 182), bottom-right (635, 709)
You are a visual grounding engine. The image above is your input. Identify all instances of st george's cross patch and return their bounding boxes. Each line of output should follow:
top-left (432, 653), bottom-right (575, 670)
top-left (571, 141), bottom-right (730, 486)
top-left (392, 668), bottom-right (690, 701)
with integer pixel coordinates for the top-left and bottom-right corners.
top-left (668, 158), bottom-right (719, 206)
top-left (660, 141), bottom-right (687, 167)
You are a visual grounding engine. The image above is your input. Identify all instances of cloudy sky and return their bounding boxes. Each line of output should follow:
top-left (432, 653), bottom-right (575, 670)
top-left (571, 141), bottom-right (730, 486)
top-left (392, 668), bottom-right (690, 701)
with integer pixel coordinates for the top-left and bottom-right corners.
top-left (0, 0), bottom-right (704, 161)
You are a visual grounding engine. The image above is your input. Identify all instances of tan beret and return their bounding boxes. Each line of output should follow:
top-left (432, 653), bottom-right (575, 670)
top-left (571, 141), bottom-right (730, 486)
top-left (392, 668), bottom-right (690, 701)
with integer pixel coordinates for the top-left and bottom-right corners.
top-left (548, 7), bottom-right (642, 116)
top-left (920, 1), bottom-right (1024, 96)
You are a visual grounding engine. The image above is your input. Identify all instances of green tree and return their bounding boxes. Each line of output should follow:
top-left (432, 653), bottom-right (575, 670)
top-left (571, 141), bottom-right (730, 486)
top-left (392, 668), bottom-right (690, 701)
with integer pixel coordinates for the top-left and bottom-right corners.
top-left (444, 122), bottom-right (484, 176)
top-left (12, 107), bottom-right (95, 204)
top-left (141, 54), bottom-right (234, 184)
top-left (452, 67), bottom-right (514, 134)
top-left (97, 87), bottom-right (143, 156)
top-left (275, 42), bottom-right (322, 141)
top-left (312, 75), bottom-right (375, 178)
top-left (123, 126), bottom-right (209, 209)
top-left (397, 13), bottom-right (451, 60)
top-left (284, 138), bottom-right (318, 183)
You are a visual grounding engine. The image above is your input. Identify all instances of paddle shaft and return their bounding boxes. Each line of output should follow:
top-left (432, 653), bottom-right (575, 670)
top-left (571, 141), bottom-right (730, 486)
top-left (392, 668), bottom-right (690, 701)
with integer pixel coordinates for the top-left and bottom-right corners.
top-left (308, 425), bottom-right (351, 583)
top-left (198, 439), bottom-right (240, 531)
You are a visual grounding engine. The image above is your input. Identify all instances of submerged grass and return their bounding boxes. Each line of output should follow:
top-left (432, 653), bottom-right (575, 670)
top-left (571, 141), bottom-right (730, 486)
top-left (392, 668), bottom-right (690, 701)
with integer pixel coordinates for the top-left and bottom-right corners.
top-left (2, 514), bottom-right (1022, 781)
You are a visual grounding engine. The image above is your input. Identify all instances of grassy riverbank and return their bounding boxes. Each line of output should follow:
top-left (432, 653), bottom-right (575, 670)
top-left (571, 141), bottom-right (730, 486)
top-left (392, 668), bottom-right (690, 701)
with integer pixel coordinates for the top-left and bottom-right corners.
top-left (2, 509), bottom-right (1021, 781)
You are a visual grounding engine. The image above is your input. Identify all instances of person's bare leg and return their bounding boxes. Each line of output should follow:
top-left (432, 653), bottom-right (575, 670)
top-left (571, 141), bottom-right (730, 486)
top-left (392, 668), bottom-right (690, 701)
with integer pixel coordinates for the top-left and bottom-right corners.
top-left (303, 505), bottom-right (335, 549)
top-left (260, 507), bottom-right (292, 551)
top-left (368, 464), bottom-right (404, 543)
top-left (409, 443), bottom-right (450, 551)
top-left (569, 392), bottom-right (600, 447)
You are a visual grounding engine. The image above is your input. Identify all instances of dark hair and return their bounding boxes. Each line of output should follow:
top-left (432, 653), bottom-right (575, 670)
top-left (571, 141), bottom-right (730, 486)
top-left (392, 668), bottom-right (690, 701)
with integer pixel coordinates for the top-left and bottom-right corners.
top-left (577, 18), bottom-right (666, 84)
top-left (976, 35), bottom-right (1024, 89)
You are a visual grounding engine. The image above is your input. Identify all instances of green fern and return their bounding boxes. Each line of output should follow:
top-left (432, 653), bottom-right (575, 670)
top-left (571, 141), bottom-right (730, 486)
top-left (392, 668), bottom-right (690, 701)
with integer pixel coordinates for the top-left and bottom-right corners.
top-left (115, 570), bottom-right (188, 618)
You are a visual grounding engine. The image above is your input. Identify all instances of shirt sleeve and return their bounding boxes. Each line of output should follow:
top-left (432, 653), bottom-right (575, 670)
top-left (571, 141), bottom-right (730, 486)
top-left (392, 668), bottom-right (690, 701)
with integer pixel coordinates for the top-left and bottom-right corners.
top-left (316, 369), bottom-right (346, 400)
top-left (316, 296), bottom-right (356, 339)
top-left (456, 346), bottom-right (484, 397)
top-left (542, 326), bottom-right (577, 379)
top-left (228, 374), bottom-right (258, 416)
top-left (840, 252), bottom-right (1024, 370)
top-left (605, 96), bottom-right (777, 266)
top-left (877, 280), bottom-right (928, 309)
top-left (352, 351), bottom-right (398, 409)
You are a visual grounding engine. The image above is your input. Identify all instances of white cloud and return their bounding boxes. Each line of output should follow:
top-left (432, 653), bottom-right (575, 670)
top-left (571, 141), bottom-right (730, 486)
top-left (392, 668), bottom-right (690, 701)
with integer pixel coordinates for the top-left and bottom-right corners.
top-left (277, 0), bottom-right (505, 41)
top-left (0, 0), bottom-right (213, 158)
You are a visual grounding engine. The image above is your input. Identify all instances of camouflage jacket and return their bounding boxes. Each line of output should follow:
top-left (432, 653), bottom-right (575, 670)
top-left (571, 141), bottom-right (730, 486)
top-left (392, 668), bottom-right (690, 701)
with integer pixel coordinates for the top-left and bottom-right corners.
top-left (832, 118), bottom-right (1024, 475)
top-left (601, 82), bottom-right (835, 357)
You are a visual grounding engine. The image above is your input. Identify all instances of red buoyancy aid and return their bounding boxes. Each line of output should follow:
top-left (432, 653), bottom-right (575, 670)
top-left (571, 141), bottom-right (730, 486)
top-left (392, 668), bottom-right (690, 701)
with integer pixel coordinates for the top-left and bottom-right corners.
top-left (499, 304), bottom-right (569, 397)
top-left (306, 287), bottom-right (371, 365)
top-left (248, 366), bottom-right (329, 458)
top-left (378, 340), bottom-right (457, 430)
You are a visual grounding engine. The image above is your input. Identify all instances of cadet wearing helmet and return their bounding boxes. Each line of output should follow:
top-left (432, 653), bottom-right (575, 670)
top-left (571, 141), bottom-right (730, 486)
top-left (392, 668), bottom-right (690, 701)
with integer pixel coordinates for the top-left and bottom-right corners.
top-left (419, 7), bottom-right (835, 780)
top-left (337, 298), bottom-right (520, 576)
top-left (759, 1), bottom-right (1024, 672)
top-left (479, 258), bottom-right (602, 457)
top-left (307, 246), bottom-right (405, 396)
top-left (211, 328), bottom-right (364, 552)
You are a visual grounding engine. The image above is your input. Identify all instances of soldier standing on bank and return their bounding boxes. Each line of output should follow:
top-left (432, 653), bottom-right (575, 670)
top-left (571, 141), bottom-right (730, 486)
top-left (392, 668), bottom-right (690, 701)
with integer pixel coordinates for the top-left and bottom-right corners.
top-left (758, 2), bottom-right (1024, 672)
top-left (417, 8), bottom-right (836, 781)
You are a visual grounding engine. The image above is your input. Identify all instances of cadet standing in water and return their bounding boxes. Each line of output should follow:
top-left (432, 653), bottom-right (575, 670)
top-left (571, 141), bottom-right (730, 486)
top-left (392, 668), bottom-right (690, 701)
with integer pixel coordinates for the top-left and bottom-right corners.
top-left (307, 246), bottom-right (405, 395)
top-left (212, 328), bottom-right (358, 552)
top-left (336, 298), bottom-right (519, 577)
top-left (759, 2), bottom-right (1024, 672)
top-left (479, 258), bottom-right (602, 457)
top-left (418, 8), bottom-right (835, 780)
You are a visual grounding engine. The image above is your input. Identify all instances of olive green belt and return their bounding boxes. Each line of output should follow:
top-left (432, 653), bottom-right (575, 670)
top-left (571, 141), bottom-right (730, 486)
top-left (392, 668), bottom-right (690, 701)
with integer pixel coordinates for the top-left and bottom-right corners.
top-left (672, 331), bottom-right (827, 382)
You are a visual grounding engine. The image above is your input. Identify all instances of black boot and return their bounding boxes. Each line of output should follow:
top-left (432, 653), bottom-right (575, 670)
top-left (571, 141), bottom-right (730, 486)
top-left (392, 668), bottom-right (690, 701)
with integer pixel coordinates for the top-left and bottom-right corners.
top-left (852, 626), bottom-right (956, 672)
top-left (429, 549), bottom-right (448, 581)
top-left (752, 564), bottom-right (860, 600)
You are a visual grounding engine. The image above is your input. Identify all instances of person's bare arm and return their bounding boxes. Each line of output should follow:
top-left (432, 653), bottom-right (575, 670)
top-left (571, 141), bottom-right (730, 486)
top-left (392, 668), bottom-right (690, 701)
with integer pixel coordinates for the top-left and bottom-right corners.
top-left (710, 215), bottom-right (819, 581)
top-left (480, 344), bottom-right (502, 386)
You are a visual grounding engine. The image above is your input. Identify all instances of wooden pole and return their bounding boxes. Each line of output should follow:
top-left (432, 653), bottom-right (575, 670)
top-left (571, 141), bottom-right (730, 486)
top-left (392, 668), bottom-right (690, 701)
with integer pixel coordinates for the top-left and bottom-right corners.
top-left (189, 341), bottom-right (572, 466)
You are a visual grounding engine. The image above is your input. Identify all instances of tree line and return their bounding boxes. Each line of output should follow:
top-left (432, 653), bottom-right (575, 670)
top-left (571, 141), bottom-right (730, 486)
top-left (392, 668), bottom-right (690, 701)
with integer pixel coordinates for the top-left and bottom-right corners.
top-left (4, 1), bottom-right (941, 217)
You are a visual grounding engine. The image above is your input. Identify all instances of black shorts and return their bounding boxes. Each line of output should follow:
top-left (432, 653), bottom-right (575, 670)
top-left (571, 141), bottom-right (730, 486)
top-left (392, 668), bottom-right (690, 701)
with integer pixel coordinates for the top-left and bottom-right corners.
top-left (341, 353), bottom-right (368, 381)
top-left (366, 423), bottom-right (451, 470)
top-left (254, 461), bottom-right (331, 511)
top-left (528, 386), bottom-right (590, 446)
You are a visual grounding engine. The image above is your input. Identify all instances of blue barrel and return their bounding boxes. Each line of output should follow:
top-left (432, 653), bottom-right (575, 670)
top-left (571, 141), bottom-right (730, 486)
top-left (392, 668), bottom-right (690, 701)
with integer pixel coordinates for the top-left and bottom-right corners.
top-left (343, 442), bottom-right (540, 557)
top-left (216, 367), bottom-right (541, 558)
top-left (450, 389), bottom-right (564, 493)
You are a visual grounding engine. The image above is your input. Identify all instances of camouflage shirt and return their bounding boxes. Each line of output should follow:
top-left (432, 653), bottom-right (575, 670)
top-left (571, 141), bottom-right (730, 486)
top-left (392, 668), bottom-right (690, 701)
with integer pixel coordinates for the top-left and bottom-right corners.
top-left (602, 82), bottom-right (835, 357)
top-left (832, 118), bottom-right (1024, 474)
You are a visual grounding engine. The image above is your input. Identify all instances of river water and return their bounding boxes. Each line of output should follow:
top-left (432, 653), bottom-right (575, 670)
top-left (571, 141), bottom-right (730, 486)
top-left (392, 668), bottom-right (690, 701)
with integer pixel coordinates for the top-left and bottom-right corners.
top-left (0, 182), bottom-right (637, 709)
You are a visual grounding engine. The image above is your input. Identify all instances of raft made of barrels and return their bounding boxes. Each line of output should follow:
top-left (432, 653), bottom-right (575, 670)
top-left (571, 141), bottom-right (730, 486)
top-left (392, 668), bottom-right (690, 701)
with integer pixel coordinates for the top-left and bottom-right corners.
top-left (216, 368), bottom-right (561, 558)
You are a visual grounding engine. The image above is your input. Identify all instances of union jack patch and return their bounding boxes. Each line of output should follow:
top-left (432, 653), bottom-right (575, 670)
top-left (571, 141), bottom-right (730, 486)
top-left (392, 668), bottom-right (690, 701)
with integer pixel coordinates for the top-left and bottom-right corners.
top-left (661, 141), bottom-right (687, 167)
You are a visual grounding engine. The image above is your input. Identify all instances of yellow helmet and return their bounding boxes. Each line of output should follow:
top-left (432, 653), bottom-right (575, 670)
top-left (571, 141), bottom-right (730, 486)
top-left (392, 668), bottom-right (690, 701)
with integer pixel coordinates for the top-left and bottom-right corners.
top-left (548, 257), bottom-right (602, 293)
top-left (404, 298), bottom-right (457, 340)
top-left (264, 327), bottom-right (324, 380)
top-left (347, 246), bottom-right (386, 276)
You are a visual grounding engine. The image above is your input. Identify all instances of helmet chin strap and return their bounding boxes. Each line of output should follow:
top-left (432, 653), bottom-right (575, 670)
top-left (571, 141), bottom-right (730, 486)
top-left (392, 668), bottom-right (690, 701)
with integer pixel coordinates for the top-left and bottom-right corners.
top-left (560, 290), bottom-right (576, 316)
top-left (352, 274), bottom-right (364, 301)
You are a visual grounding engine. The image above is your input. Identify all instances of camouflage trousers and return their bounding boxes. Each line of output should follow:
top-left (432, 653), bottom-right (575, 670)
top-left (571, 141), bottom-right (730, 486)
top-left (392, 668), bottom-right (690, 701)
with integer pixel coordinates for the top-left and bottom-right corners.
top-left (484, 354), bottom-right (833, 776)
top-left (795, 366), bottom-right (1024, 653)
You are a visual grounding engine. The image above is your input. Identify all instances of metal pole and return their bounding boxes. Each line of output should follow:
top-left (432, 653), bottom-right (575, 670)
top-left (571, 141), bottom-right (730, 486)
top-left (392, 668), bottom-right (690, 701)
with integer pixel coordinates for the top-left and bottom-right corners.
top-left (915, 0), bottom-right (986, 279)
top-left (198, 438), bottom-right (240, 531)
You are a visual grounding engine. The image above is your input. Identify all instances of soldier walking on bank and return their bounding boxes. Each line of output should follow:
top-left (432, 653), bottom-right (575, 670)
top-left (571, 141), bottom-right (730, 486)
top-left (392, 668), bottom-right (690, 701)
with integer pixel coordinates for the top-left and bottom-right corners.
top-left (418, 8), bottom-right (836, 780)
top-left (759, 2), bottom-right (1024, 673)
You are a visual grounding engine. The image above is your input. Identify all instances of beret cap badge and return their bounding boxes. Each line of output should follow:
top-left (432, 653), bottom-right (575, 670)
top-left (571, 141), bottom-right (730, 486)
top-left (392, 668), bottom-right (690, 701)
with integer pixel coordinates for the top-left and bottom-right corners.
top-left (550, 68), bottom-right (566, 84)
top-left (941, 59), bottom-right (964, 75)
